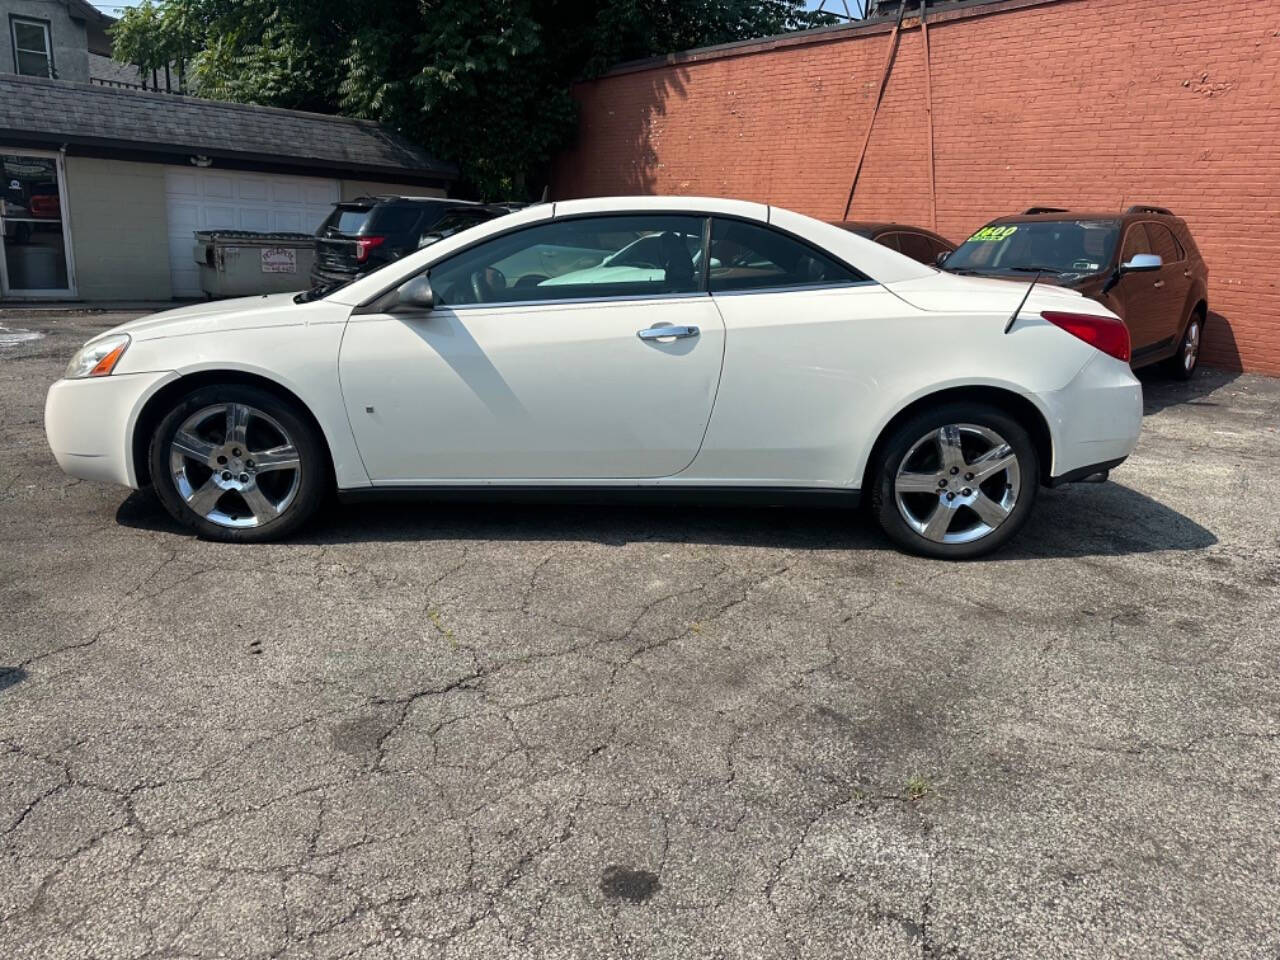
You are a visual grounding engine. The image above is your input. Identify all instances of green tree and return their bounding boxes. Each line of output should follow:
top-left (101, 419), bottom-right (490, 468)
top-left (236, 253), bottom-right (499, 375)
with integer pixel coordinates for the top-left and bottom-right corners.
top-left (112, 0), bottom-right (832, 198)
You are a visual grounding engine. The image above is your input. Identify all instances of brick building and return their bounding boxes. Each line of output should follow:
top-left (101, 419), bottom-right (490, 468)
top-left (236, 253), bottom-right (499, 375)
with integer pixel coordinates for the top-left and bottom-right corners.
top-left (552, 0), bottom-right (1280, 374)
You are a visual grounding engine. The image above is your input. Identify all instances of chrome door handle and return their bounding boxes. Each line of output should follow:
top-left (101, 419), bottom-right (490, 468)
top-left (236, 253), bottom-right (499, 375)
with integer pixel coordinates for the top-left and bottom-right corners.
top-left (1153, 280), bottom-right (1165, 289)
top-left (637, 325), bottom-right (699, 341)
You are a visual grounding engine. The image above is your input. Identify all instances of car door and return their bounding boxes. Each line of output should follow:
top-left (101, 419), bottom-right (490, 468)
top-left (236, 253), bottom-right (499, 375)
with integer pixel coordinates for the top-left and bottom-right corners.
top-left (693, 216), bottom-right (909, 484)
top-left (1113, 223), bottom-right (1164, 354)
top-left (1143, 221), bottom-right (1192, 348)
top-left (337, 213), bottom-right (725, 482)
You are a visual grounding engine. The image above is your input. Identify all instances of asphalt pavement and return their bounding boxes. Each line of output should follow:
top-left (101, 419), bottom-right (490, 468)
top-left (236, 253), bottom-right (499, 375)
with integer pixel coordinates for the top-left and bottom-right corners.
top-left (2, 308), bottom-right (1278, 959)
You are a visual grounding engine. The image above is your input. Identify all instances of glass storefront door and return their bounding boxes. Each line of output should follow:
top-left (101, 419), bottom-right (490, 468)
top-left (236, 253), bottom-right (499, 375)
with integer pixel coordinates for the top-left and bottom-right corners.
top-left (0, 151), bottom-right (76, 297)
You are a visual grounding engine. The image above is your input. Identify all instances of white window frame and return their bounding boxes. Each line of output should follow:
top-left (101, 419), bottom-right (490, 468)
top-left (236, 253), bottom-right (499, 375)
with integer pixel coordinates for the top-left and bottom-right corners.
top-left (0, 146), bottom-right (78, 298)
top-left (10, 16), bottom-right (54, 78)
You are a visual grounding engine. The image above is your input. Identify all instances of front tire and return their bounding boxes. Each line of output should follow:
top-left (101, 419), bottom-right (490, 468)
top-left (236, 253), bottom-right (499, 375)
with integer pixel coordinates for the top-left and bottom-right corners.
top-left (870, 403), bottom-right (1039, 559)
top-left (1164, 310), bottom-right (1203, 380)
top-left (148, 384), bottom-right (328, 542)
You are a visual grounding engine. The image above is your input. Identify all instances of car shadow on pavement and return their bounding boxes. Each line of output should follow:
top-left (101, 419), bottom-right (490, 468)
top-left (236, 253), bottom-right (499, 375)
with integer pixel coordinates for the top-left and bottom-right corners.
top-left (0, 667), bottom-right (28, 695)
top-left (114, 480), bottom-right (1215, 560)
top-left (1139, 366), bottom-right (1240, 415)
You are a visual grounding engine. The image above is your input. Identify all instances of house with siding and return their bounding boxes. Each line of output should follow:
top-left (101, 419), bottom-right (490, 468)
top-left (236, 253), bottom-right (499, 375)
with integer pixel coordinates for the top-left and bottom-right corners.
top-left (0, 0), bottom-right (455, 301)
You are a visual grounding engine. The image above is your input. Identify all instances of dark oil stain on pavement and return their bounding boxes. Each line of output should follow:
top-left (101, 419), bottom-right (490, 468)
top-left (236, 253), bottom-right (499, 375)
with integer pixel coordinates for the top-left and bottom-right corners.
top-left (600, 865), bottom-right (661, 904)
top-left (331, 716), bottom-right (391, 755)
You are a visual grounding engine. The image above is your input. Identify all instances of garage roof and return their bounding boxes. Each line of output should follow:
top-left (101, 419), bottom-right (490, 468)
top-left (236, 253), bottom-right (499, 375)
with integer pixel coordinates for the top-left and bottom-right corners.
top-left (0, 75), bottom-right (457, 182)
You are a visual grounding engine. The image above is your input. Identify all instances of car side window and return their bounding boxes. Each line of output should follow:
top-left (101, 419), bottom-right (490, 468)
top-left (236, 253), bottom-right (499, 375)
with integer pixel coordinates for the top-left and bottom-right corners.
top-left (1145, 223), bottom-right (1183, 264)
top-left (1120, 224), bottom-right (1153, 264)
top-left (896, 232), bottom-right (935, 264)
top-left (874, 232), bottom-right (902, 253)
top-left (429, 214), bottom-right (705, 306)
top-left (709, 218), bottom-right (868, 292)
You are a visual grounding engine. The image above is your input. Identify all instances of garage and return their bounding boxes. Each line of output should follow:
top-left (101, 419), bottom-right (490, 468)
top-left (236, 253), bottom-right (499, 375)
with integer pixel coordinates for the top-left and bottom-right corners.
top-left (0, 74), bottom-right (456, 302)
top-left (164, 168), bottom-right (339, 297)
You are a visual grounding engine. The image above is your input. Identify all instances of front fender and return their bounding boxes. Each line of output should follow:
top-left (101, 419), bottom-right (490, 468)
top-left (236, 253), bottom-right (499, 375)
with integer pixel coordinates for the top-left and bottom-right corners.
top-left (121, 322), bottom-right (372, 490)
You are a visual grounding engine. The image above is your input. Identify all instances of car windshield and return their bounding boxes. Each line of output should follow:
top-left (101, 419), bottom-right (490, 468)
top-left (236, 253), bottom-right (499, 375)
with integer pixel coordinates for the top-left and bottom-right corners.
top-left (945, 220), bottom-right (1120, 277)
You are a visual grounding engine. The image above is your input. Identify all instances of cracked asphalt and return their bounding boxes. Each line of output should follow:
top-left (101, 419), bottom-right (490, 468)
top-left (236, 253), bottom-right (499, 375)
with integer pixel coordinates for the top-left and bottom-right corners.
top-left (2, 309), bottom-right (1279, 959)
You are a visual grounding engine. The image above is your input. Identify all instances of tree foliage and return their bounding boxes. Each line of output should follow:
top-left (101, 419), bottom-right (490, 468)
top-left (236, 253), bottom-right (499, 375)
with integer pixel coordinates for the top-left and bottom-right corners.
top-left (112, 0), bottom-right (833, 198)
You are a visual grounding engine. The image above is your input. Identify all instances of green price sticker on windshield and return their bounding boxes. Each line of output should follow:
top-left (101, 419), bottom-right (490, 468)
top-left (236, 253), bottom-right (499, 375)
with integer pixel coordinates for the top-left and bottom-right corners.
top-left (968, 226), bottom-right (1018, 243)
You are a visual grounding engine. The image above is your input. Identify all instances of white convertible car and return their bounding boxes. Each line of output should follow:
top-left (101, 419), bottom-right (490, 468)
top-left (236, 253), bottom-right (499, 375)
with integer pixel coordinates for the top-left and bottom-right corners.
top-left (46, 197), bottom-right (1143, 558)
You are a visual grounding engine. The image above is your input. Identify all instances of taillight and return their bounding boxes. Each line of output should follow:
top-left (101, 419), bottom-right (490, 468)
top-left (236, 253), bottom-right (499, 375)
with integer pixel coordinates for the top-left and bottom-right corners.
top-left (1041, 311), bottom-right (1131, 363)
top-left (355, 236), bottom-right (385, 263)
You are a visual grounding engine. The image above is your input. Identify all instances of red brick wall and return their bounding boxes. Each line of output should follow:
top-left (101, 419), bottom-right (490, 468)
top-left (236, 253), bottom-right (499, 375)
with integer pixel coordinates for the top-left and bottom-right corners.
top-left (552, 0), bottom-right (1280, 374)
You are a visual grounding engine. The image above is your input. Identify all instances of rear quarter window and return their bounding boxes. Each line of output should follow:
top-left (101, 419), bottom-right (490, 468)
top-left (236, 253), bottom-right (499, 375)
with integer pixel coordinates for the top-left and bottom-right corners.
top-left (368, 206), bottom-right (425, 235)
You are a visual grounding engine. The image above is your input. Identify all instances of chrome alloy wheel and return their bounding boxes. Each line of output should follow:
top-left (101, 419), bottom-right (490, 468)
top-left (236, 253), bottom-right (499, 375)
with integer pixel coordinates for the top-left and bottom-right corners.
top-left (894, 423), bottom-right (1021, 545)
top-left (1183, 319), bottom-right (1201, 372)
top-left (168, 403), bottom-right (301, 528)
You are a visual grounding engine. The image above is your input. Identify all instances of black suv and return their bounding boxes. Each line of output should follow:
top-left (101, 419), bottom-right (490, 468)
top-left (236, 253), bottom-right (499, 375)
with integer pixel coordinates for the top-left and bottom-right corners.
top-left (310, 196), bottom-right (505, 290)
top-left (941, 205), bottom-right (1209, 377)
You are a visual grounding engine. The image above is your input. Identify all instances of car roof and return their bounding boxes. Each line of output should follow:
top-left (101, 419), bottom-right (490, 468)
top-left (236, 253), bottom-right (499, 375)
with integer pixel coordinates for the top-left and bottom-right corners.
top-left (552, 195), bottom-right (771, 221)
top-left (987, 212), bottom-right (1124, 225)
top-left (328, 196), bottom-right (936, 306)
top-left (984, 209), bottom-right (1185, 227)
top-left (342, 195), bottom-right (481, 207)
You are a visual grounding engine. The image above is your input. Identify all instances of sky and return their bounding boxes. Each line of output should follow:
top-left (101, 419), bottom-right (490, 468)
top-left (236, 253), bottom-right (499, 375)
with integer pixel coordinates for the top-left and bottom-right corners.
top-left (808, 0), bottom-right (869, 16)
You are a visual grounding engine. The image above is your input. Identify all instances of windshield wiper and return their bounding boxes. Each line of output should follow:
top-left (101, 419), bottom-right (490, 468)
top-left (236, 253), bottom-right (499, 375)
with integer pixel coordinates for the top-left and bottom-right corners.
top-left (1005, 265), bottom-right (1063, 274)
top-left (294, 286), bottom-right (332, 304)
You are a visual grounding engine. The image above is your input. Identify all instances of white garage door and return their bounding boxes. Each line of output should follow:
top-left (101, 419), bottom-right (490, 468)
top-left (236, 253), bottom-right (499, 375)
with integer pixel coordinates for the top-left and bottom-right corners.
top-left (164, 168), bottom-right (340, 297)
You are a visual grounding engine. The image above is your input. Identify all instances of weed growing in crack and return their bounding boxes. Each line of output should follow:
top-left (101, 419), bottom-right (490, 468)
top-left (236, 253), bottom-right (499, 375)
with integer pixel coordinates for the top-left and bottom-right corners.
top-left (427, 608), bottom-right (457, 648)
top-left (905, 774), bottom-right (931, 800)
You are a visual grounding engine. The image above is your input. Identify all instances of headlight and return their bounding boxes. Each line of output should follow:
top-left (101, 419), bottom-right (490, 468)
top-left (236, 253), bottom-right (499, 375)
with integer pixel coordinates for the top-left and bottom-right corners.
top-left (65, 334), bottom-right (131, 379)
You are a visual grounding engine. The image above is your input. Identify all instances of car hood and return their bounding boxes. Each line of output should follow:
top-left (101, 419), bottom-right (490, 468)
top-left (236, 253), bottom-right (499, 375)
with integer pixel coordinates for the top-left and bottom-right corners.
top-left (885, 271), bottom-right (1095, 315)
top-left (102, 293), bottom-right (319, 342)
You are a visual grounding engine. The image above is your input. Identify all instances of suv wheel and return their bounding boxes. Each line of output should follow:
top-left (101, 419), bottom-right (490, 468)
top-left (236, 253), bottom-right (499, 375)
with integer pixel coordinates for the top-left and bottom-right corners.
top-left (149, 384), bottom-right (328, 542)
top-left (870, 403), bottom-right (1039, 559)
top-left (1165, 310), bottom-right (1203, 380)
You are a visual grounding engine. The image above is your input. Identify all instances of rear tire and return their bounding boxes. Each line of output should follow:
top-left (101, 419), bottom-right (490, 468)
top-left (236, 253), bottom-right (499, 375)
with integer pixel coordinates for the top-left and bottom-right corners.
top-left (148, 384), bottom-right (328, 543)
top-left (870, 402), bottom-right (1039, 560)
top-left (1164, 309), bottom-right (1203, 380)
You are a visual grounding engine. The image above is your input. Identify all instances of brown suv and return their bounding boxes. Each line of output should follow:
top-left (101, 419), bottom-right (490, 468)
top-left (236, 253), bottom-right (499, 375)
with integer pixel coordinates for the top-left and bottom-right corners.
top-left (941, 205), bottom-right (1209, 377)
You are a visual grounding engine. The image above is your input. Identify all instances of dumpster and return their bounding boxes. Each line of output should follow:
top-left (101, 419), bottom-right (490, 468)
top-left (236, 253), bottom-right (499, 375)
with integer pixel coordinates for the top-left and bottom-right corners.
top-left (193, 230), bottom-right (317, 298)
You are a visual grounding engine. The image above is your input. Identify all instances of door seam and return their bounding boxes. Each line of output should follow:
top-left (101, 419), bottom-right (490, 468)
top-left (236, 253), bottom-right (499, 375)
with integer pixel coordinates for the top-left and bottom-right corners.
top-left (670, 295), bottom-right (730, 479)
top-left (334, 310), bottom-right (375, 486)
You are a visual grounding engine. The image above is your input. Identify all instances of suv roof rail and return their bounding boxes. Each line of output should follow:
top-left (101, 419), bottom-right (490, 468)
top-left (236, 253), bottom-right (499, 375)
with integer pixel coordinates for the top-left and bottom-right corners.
top-left (1023, 206), bottom-right (1070, 215)
top-left (1125, 204), bottom-right (1173, 215)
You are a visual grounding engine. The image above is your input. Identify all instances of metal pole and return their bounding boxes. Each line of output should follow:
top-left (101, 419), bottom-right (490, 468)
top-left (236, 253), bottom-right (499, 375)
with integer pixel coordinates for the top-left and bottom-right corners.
top-left (921, 3), bottom-right (937, 230)
top-left (842, 1), bottom-right (906, 219)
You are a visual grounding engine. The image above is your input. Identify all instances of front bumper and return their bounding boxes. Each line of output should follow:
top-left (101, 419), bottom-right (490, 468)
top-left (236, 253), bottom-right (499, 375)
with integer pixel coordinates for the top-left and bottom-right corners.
top-left (45, 371), bottom-right (174, 489)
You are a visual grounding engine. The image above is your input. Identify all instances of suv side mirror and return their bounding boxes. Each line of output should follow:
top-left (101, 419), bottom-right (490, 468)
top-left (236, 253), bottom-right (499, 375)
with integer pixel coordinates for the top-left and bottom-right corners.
top-left (1119, 253), bottom-right (1162, 274)
top-left (394, 275), bottom-right (434, 312)
top-left (935, 250), bottom-right (950, 268)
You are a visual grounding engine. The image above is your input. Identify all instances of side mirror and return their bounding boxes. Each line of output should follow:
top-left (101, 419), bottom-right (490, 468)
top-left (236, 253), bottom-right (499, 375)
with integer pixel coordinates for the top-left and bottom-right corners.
top-left (394, 275), bottom-right (434, 312)
top-left (1119, 253), bottom-right (1162, 274)
top-left (935, 250), bottom-right (950, 267)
